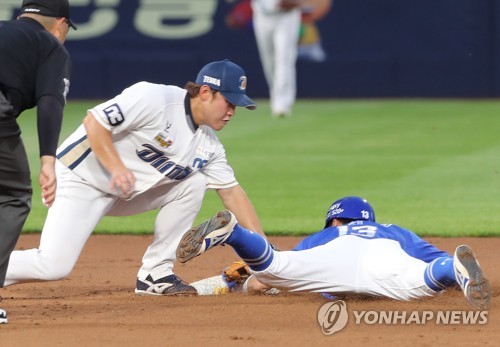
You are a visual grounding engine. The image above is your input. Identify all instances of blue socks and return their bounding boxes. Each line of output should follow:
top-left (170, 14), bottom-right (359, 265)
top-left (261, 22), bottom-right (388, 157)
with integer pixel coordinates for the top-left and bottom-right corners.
top-left (226, 224), bottom-right (274, 271)
top-left (424, 256), bottom-right (456, 291)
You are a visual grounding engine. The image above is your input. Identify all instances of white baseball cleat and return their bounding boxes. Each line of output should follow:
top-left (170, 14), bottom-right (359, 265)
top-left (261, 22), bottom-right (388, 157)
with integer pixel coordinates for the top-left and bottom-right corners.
top-left (453, 245), bottom-right (492, 310)
top-left (176, 210), bottom-right (237, 263)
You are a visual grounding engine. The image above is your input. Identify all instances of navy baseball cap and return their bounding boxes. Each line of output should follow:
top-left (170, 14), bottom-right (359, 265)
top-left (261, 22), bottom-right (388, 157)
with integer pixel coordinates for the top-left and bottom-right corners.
top-left (21, 0), bottom-right (77, 30)
top-left (324, 196), bottom-right (376, 228)
top-left (196, 59), bottom-right (256, 110)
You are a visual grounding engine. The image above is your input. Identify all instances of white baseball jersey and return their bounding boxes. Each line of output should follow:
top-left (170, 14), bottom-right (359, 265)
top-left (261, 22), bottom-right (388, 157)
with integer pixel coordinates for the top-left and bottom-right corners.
top-left (252, 0), bottom-right (281, 14)
top-left (57, 82), bottom-right (237, 199)
top-left (5, 82), bottom-right (239, 287)
top-left (251, 0), bottom-right (301, 116)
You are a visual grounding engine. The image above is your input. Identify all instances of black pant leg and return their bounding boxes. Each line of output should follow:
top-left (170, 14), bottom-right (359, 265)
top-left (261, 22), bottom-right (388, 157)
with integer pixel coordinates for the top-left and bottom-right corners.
top-left (0, 136), bottom-right (32, 287)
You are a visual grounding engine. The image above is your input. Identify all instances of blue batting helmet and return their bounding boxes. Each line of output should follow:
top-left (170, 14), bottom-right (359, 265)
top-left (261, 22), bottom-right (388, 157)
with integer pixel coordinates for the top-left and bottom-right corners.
top-left (324, 196), bottom-right (376, 228)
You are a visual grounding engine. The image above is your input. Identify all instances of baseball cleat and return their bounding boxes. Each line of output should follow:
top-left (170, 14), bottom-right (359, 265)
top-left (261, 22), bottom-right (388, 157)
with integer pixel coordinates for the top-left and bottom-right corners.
top-left (453, 245), bottom-right (492, 310)
top-left (176, 210), bottom-right (236, 263)
top-left (135, 274), bottom-right (197, 296)
top-left (0, 308), bottom-right (7, 324)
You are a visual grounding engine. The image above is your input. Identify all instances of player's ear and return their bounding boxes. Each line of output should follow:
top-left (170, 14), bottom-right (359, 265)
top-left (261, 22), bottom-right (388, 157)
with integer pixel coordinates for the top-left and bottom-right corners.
top-left (50, 18), bottom-right (69, 44)
top-left (199, 85), bottom-right (213, 101)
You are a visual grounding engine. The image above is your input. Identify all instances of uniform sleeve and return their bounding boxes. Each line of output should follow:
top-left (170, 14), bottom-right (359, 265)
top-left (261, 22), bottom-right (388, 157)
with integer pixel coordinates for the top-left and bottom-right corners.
top-left (88, 82), bottom-right (165, 134)
top-left (36, 45), bottom-right (71, 106)
top-left (400, 230), bottom-right (451, 263)
top-left (37, 94), bottom-right (63, 156)
top-left (35, 45), bottom-right (71, 157)
top-left (203, 144), bottom-right (238, 189)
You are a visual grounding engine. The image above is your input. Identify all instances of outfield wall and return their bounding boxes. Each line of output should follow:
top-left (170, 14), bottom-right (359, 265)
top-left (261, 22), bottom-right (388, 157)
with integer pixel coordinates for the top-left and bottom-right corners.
top-left (2, 0), bottom-right (499, 99)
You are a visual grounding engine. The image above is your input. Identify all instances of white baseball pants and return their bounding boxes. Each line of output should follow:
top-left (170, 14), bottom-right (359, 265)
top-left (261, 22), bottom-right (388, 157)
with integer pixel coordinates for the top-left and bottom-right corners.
top-left (253, 235), bottom-right (436, 300)
top-left (4, 161), bottom-right (206, 286)
top-left (252, 7), bottom-right (301, 115)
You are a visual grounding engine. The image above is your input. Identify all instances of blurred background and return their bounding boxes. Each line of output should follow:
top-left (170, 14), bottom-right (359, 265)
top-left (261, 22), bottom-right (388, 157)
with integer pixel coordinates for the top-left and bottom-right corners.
top-left (3, 0), bottom-right (500, 235)
top-left (3, 0), bottom-right (499, 100)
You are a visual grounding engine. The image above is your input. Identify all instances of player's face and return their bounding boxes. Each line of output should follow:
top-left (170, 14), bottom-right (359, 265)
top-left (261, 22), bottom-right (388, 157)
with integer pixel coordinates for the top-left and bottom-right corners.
top-left (206, 91), bottom-right (236, 131)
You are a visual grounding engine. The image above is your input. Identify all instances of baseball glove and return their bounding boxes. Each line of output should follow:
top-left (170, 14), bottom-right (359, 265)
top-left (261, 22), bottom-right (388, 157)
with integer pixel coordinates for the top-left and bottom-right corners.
top-left (223, 261), bottom-right (250, 287)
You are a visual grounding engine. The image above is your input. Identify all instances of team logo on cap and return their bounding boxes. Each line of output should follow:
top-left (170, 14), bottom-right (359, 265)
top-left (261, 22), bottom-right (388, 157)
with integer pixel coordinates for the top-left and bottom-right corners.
top-left (202, 75), bottom-right (220, 86)
top-left (239, 76), bottom-right (247, 91)
top-left (23, 8), bottom-right (41, 13)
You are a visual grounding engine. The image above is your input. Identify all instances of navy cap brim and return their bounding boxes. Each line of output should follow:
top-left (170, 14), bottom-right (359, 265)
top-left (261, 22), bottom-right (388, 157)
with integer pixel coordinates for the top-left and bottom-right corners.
top-left (67, 18), bottom-right (77, 30)
top-left (220, 91), bottom-right (256, 110)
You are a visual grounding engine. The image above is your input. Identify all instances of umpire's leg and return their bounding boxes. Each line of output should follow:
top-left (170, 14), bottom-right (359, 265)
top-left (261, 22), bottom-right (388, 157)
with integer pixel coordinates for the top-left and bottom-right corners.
top-left (0, 136), bottom-right (32, 287)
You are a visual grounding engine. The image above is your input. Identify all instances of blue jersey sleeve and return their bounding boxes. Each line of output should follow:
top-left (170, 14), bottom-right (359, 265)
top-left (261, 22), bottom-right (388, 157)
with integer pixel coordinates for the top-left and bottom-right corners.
top-left (382, 224), bottom-right (450, 262)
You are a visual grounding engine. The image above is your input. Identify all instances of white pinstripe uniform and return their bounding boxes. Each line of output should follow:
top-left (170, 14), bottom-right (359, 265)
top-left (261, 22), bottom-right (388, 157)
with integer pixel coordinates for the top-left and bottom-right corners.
top-left (251, 0), bottom-right (301, 116)
top-left (4, 82), bottom-right (238, 285)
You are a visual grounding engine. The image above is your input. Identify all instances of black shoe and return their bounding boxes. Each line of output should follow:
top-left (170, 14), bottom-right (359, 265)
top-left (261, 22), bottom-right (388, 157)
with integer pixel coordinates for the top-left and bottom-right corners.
top-left (135, 274), bottom-right (197, 296)
top-left (0, 308), bottom-right (7, 324)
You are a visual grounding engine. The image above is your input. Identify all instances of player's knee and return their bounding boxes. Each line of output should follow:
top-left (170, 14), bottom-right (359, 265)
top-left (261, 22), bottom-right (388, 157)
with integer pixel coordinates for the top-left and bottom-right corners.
top-left (38, 256), bottom-right (75, 281)
top-left (41, 265), bottom-right (73, 281)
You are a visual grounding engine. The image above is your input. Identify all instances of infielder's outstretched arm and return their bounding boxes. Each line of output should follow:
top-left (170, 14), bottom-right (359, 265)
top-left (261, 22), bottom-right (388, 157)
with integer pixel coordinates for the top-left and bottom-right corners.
top-left (217, 185), bottom-right (264, 236)
top-left (83, 113), bottom-right (136, 196)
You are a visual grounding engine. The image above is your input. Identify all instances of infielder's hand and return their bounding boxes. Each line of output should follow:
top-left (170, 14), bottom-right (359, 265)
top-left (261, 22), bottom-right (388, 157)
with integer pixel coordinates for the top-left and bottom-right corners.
top-left (39, 155), bottom-right (57, 207)
top-left (109, 168), bottom-right (136, 197)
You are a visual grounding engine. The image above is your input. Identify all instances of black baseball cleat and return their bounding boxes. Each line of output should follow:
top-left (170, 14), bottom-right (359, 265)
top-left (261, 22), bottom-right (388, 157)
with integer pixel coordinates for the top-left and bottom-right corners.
top-left (176, 210), bottom-right (237, 263)
top-left (453, 245), bottom-right (492, 310)
top-left (0, 308), bottom-right (7, 324)
top-left (135, 274), bottom-right (197, 296)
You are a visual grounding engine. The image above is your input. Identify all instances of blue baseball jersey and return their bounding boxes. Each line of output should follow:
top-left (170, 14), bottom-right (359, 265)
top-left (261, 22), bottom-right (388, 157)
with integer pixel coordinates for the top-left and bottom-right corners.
top-left (293, 220), bottom-right (450, 263)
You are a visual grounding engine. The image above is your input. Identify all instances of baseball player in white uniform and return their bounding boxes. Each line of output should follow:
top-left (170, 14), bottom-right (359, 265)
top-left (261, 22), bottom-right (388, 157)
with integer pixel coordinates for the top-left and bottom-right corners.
top-left (251, 0), bottom-right (302, 117)
top-left (3, 59), bottom-right (264, 296)
top-left (177, 196), bottom-right (492, 309)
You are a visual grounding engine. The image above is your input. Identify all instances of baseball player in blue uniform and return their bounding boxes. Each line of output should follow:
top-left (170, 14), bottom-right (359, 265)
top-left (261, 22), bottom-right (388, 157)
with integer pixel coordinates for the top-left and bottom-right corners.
top-left (177, 196), bottom-right (492, 309)
top-left (3, 59), bottom-right (264, 297)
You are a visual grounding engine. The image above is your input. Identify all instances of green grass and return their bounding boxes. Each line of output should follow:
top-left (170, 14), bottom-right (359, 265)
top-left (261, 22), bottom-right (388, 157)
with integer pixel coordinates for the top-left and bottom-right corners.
top-left (18, 99), bottom-right (500, 237)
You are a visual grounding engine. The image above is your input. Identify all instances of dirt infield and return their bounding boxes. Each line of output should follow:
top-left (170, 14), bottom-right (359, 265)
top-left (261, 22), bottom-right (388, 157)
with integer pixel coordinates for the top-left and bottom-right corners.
top-left (0, 235), bottom-right (498, 346)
